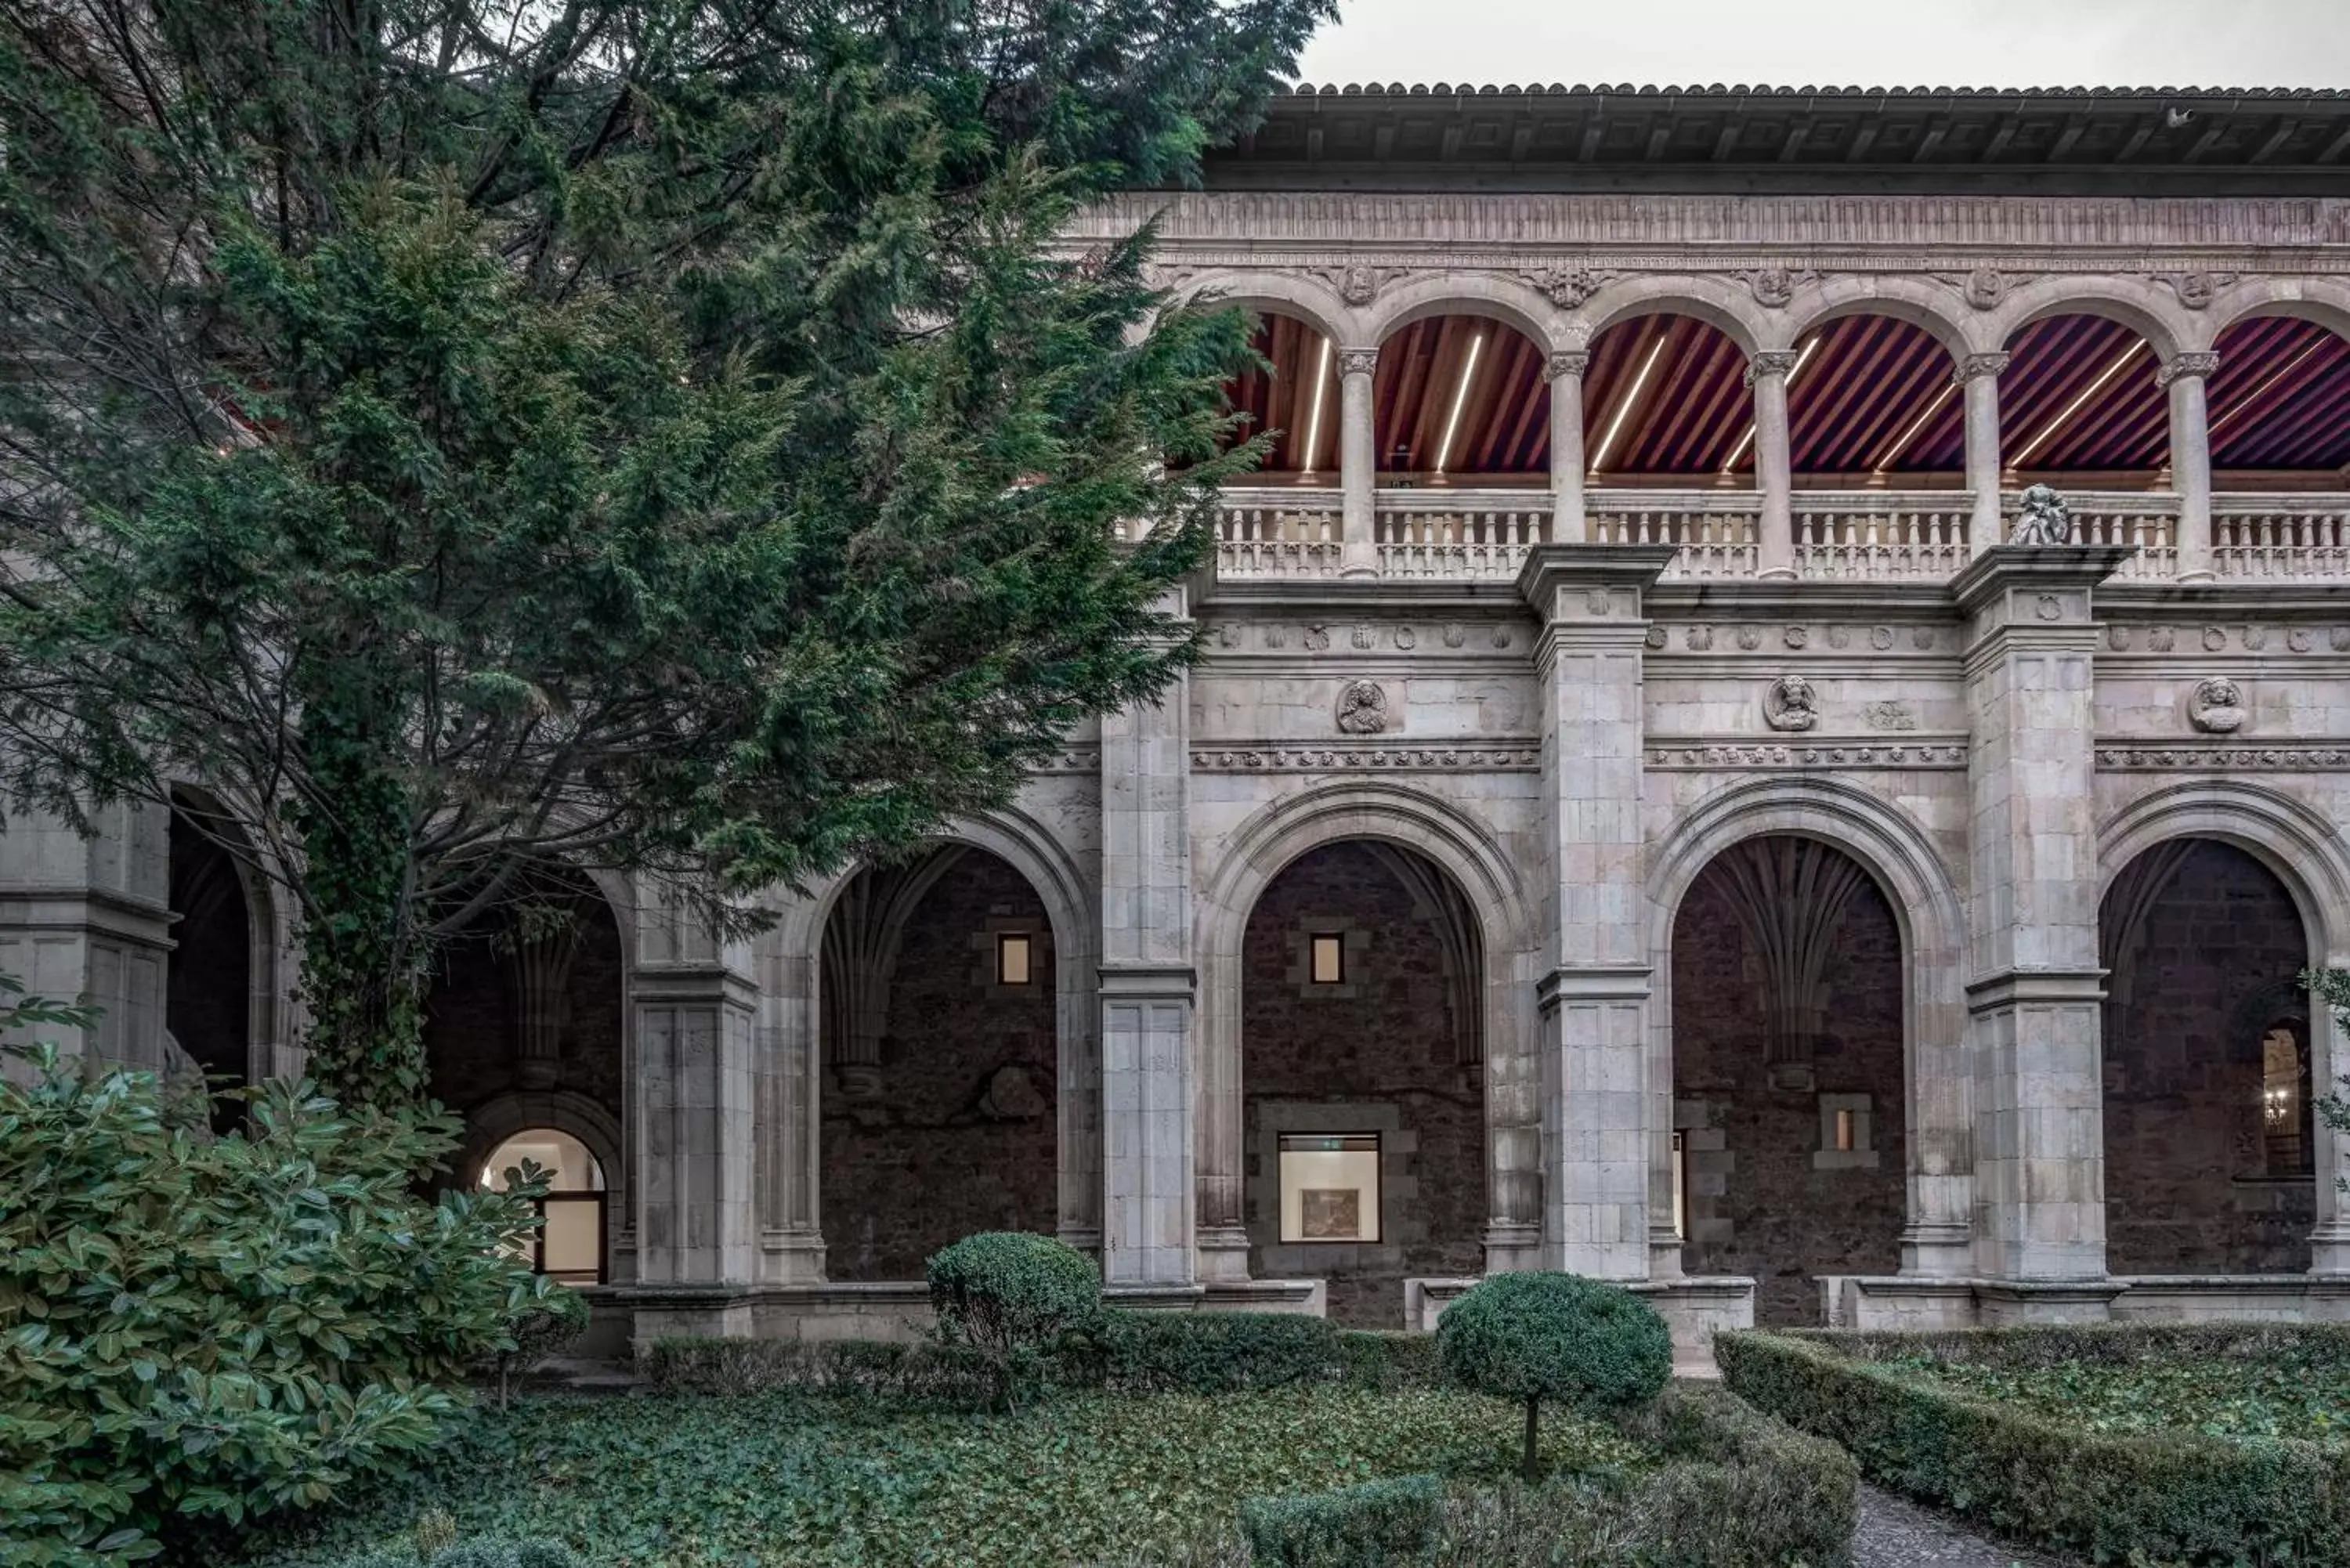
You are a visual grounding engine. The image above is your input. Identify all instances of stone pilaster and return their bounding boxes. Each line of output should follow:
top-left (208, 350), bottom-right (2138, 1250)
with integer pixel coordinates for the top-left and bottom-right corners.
top-left (0, 799), bottom-right (175, 1077)
top-left (1952, 545), bottom-right (2133, 1287)
top-left (1337, 348), bottom-right (1380, 578)
top-left (1100, 620), bottom-right (1198, 1288)
top-left (631, 880), bottom-right (760, 1290)
top-left (1958, 353), bottom-right (2010, 557)
top-left (1518, 545), bottom-right (1677, 1279)
top-left (1547, 351), bottom-right (1589, 545)
top-left (1747, 352), bottom-right (1798, 579)
top-left (2163, 352), bottom-right (2220, 582)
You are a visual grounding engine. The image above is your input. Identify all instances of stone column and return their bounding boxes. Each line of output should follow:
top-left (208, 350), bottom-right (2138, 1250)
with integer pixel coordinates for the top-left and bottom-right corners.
top-left (1548, 352), bottom-right (1589, 545)
top-left (754, 905), bottom-right (827, 1286)
top-left (1951, 545), bottom-right (2133, 1310)
top-left (1338, 348), bottom-right (1380, 577)
top-left (1960, 353), bottom-right (2011, 557)
top-left (1519, 545), bottom-right (1678, 1279)
top-left (1748, 352), bottom-right (1799, 578)
top-left (2312, 981), bottom-right (2350, 1275)
top-left (1099, 611), bottom-right (1198, 1290)
top-left (2164, 352), bottom-right (2219, 581)
top-left (504, 917), bottom-right (581, 1092)
top-left (631, 880), bottom-right (761, 1318)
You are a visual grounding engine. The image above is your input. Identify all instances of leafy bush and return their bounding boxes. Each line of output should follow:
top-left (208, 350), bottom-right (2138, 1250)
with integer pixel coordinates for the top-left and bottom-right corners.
top-left (1238, 1473), bottom-right (1444, 1566)
top-left (309, 1543), bottom-right (581, 1568)
top-left (1437, 1274), bottom-right (1672, 1479)
top-left (0, 1046), bottom-right (583, 1567)
top-left (925, 1232), bottom-right (1101, 1407)
top-left (642, 1335), bottom-right (1001, 1401)
top-left (1718, 1324), bottom-right (2350, 1565)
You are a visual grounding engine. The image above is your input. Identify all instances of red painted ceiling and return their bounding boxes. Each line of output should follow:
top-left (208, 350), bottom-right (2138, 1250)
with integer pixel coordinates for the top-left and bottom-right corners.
top-left (1226, 309), bottom-right (2350, 481)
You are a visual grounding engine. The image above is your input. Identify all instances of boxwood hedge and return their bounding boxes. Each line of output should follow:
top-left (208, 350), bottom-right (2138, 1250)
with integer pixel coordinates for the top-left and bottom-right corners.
top-left (1717, 1322), bottom-right (2350, 1566)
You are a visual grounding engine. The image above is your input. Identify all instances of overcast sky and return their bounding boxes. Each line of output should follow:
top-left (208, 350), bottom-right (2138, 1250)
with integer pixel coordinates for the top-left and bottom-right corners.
top-left (1294, 0), bottom-right (2350, 92)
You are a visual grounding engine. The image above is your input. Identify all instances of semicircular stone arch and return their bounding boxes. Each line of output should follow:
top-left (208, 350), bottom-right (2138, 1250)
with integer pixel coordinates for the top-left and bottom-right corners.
top-left (1193, 780), bottom-right (1543, 1294)
top-left (1646, 778), bottom-right (1972, 1284)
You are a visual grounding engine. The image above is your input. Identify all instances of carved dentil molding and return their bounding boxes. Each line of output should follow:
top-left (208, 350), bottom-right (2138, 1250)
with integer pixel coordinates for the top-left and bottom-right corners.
top-left (1647, 740), bottom-right (1970, 771)
top-left (1192, 744), bottom-right (1542, 773)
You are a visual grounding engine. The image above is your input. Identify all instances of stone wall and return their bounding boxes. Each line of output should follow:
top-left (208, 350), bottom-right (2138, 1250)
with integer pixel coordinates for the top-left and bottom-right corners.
top-left (1240, 841), bottom-right (1484, 1327)
top-left (1672, 844), bottom-right (1907, 1327)
top-left (820, 850), bottom-right (1058, 1281)
top-left (2103, 838), bottom-right (2315, 1274)
top-left (421, 894), bottom-right (628, 1147)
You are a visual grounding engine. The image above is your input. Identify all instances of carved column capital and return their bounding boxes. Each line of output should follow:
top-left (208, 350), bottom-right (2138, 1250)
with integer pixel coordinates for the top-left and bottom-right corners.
top-left (1744, 350), bottom-right (1801, 386)
top-left (1546, 350), bottom-right (1591, 381)
top-left (1954, 352), bottom-right (2012, 384)
top-left (2160, 351), bottom-right (2221, 387)
top-left (1336, 347), bottom-right (1381, 378)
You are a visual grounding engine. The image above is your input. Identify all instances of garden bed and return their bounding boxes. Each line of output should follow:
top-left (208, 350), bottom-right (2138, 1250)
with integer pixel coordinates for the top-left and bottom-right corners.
top-left (234, 1321), bottom-right (1853, 1568)
top-left (1717, 1321), bottom-right (2350, 1566)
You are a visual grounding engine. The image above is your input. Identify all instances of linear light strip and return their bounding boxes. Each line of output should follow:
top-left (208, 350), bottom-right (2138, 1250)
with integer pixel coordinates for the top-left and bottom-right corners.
top-left (1300, 336), bottom-right (1332, 475)
top-left (1590, 336), bottom-right (1668, 475)
top-left (1723, 337), bottom-right (1820, 474)
top-left (1433, 332), bottom-right (1484, 475)
top-left (1871, 381), bottom-right (1961, 475)
top-left (2009, 341), bottom-right (2146, 468)
top-left (2207, 338), bottom-right (2326, 442)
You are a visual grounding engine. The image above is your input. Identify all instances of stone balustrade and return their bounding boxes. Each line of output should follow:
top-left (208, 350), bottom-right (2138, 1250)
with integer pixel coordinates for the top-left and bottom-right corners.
top-left (1203, 484), bottom-right (2350, 585)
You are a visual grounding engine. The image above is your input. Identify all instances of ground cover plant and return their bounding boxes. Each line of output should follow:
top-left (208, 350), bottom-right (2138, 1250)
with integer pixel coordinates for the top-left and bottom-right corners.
top-left (1719, 1321), bottom-right (2350, 1566)
top-left (231, 1384), bottom-right (1650, 1568)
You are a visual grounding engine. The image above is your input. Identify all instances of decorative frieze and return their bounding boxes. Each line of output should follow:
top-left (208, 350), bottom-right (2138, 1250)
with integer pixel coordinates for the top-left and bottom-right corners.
top-left (1032, 746), bottom-right (1102, 775)
top-left (2097, 743), bottom-right (2350, 771)
top-left (1650, 623), bottom-right (1947, 656)
top-left (1646, 739), bottom-right (1969, 771)
top-left (1200, 620), bottom-right (1524, 656)
top-left (2104, 624), bottom-right (2350, 654)
top-left (1191, 743), bottom-right (1541, 772)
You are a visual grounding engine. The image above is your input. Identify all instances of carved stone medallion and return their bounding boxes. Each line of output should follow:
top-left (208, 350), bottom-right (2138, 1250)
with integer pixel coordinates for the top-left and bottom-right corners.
top-left (1764, 675), bottom-right (1820, 732)
top-left (2189, 677), bottom-right (2246, 735)
top-left (1336, 680), bottom-right (1390, 735)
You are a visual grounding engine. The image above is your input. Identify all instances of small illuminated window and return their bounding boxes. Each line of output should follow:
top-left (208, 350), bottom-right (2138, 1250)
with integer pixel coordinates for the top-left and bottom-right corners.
top-left (1278, 1133), bottom-right (1380, 1243)
top-left (1835, 1108), bottom-right (1856, 1153)
top-left (479, 1128), bottom-right (606, 1286)
top-left (1671, 1130), bottom-right (1687, 1241)
top-left (1310, 934), bottom-right (1345, 985)
top-left (997, 932), bottom-right (1033, 986)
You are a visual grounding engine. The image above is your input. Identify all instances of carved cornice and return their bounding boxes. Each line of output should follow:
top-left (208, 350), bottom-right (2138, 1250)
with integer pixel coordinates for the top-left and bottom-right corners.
top-left (1191, 743), bottom-right (1542, 772)
top-left (1072, 192), bottom-right (2350, 257)
top-left (1646, 739), bottom-right (1970, 771)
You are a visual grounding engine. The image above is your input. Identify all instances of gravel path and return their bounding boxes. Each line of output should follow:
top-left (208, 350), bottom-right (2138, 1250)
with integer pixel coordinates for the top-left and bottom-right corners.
top-left (1852, 1485), bottom-right (2082, 1568)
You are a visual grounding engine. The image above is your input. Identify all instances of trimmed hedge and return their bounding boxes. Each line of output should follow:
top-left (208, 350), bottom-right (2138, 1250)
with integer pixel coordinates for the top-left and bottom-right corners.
top-left (645, 1313), bottom-right (1439, 1400)
top-left (1239, 1473), bottom-right (1445, 1566)
top-left (1717, 1324), bottom-right (2350, 1565)
top-left (1157, 1384), bottom-right (1855, 1567)
top-left (927, 1232), bottom-right (1101, 1407)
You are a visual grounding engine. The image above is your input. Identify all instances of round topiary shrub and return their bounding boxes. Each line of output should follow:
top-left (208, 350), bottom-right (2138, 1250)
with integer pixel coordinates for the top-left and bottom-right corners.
top-left (924, 1231), bottom-right (1101, 1407)
top-left (1437, 1271), bottom-right (1672, 1479)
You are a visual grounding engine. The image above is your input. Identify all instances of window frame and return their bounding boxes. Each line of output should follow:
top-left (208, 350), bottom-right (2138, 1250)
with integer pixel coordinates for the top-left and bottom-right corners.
top-left (1275, 1130), bottom-right (1383, 1245)
top-left (1308, 931), bottom-right (1347, 986)
top-left (996, 930), bottom-right (1036, 987)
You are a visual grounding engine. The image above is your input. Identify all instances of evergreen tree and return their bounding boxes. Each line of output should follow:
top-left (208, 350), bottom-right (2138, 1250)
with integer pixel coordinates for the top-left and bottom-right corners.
top-left (0, 0), bottom-right (1329, 1102)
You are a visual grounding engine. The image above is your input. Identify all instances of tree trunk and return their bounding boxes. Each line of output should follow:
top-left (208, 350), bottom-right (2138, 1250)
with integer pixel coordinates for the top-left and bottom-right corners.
top-left (1521, 1394), bottom-right (1541, 1480)
top-left (292, 677), bottom-right (429, 1107)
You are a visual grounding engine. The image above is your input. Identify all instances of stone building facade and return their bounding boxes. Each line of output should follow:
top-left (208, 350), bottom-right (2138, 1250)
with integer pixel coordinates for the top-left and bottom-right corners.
top-left (13, 85), bottom-right (2350, 1356)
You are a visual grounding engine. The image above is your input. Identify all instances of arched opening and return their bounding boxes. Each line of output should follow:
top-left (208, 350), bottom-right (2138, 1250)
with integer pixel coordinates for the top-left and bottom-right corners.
top-left (819, 846), bottom-right (1059, 1281)
top-left (421, 866), bottom-right (627, 1264)
top-left (1787, 314), bottom-right (1963, 484)
top-left (1222, 311), bottom-right (1339, 479)
top-left (164, 789), bottom-right (257, 1129)
top-left (479, 1127), bottom-right (608, 1285)
top-left (1240, 840), bottom-right (1485, 1327)
top-left (1998, 313), bottom-right (2167, 484)
top-left (1583, 313), bottom-right (1752, 481)
top-left (1669, 835), bottom-right (1907, 1326)
top-left (2208, 315), bottom-right (2350, 485)
top-left (2101, 839), bottom-right (2316, 1274)
top-left (1375, 314), bottom-right (1549, 482)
